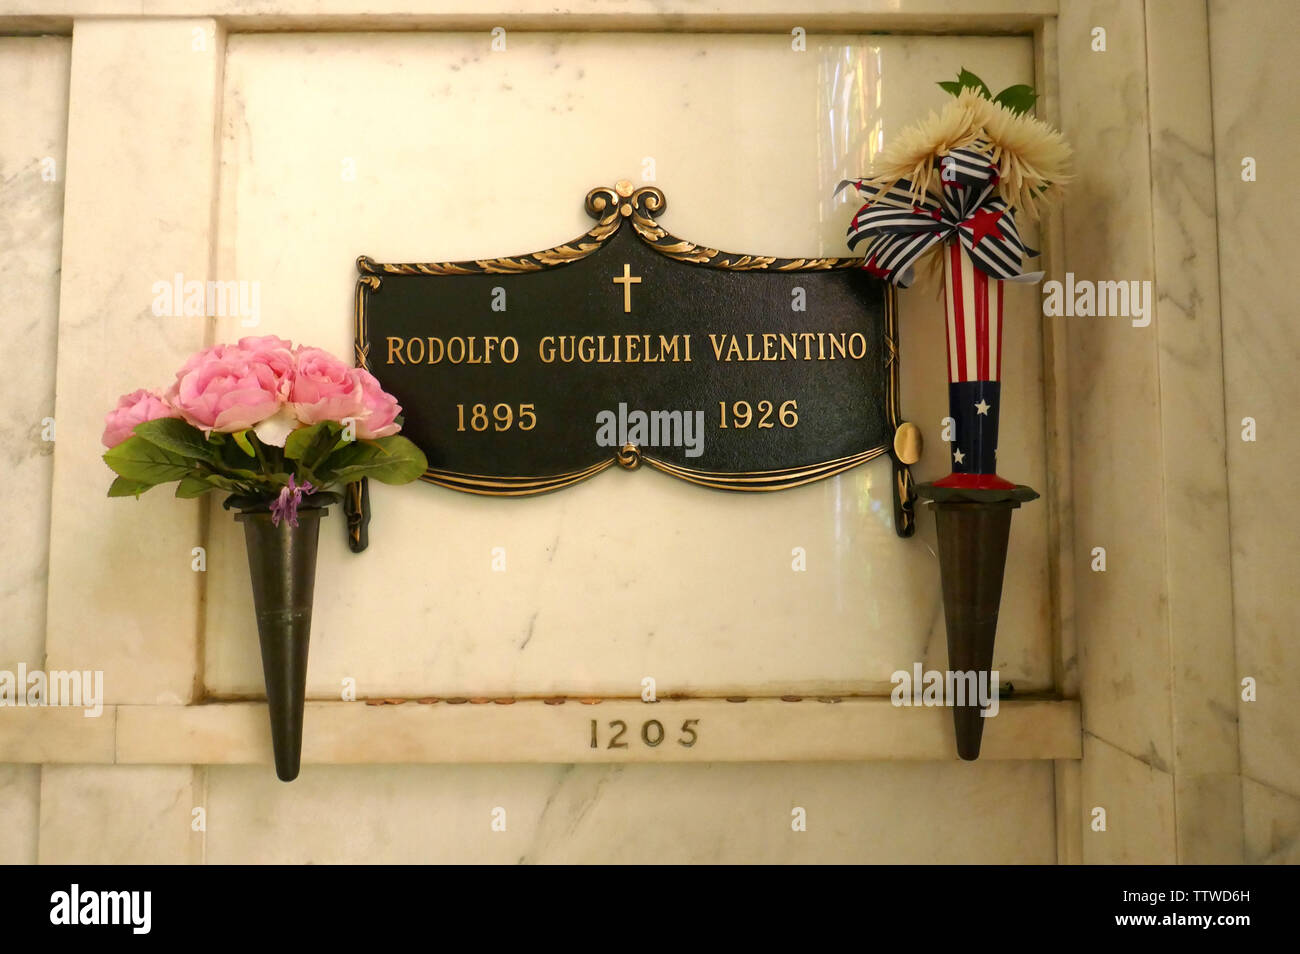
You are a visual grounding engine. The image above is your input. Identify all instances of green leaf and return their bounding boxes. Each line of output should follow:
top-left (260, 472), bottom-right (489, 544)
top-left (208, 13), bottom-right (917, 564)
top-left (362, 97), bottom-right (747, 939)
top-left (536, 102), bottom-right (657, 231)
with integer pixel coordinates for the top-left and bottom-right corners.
top-left (133, 418), bottom-right (218, 463)
top-left (282, 424), bottom-right (317, 460)
top-left (209, 455), bottom-right (266, 484)
top-left (108, 475), bottom-right (156, 498)
top-left (207, 472), bottom-right (251, 492)
top-left (103, 436), bottom-right (193, 485)
top-left (217, 438), bottom-right (253, 471)
top-left (319, 435), bottom-right (427, 486)
top-left (956, 67), bottom-right (991, 98)
top-left (181, 470), bottom-right (250, 495)
top-left (175, 475), bottom-right (218, 498)
top-left (937, 80), bottom-right (964, 97)
top-left (993, 83), bottom-right (1038, 115)
top-left (284, 421), bottom-right (342, 469)
top-left (231, 428), bottom-right (256, 457)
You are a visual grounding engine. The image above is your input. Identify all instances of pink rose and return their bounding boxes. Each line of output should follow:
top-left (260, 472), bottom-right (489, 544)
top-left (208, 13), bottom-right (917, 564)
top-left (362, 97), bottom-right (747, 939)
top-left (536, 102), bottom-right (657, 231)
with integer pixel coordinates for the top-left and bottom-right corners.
top-left (166, 350), bottom-right (284, 434)
top-left (172, 341), bottom-right (239, 380)
top-left (240, 334), bottom-right (294, 352)
top-left (101, 389), bottom-right (181, 448)
top-left (236, 335), bottom-right (296, 399)
top-left (171, 336), bottom-right (296, 395)
top-left (291, 347), bottom-right (364, 425)
top-left (352, 368), bottom-right (402, 439)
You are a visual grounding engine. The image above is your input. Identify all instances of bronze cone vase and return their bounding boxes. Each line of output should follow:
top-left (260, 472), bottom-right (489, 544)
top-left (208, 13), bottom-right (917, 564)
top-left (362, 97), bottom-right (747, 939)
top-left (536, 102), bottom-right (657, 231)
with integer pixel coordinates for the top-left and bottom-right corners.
top-left (928, 496), bottom-right (1022, 759)
top-left (234, 506), bottom-right (327, 782)
top-left (917, 244), bottom-right (1039, 759)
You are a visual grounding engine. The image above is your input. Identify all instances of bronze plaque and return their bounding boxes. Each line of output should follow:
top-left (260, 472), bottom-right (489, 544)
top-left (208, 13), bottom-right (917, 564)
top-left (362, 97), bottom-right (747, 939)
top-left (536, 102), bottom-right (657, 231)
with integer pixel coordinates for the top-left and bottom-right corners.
top-left (347, 183), bottom-right (914, 549)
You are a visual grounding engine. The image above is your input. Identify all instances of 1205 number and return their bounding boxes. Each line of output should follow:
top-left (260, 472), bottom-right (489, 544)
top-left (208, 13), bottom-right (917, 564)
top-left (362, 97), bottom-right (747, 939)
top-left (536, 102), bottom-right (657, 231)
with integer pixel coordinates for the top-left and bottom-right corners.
top-left (589, 718), bottom-right (699, 749)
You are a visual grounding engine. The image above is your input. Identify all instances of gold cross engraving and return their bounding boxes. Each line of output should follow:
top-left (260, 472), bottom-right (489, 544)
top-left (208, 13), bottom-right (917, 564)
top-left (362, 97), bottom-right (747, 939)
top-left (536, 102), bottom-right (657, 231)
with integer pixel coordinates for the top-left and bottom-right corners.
top-left (612, 263), bottom-right (642, 313)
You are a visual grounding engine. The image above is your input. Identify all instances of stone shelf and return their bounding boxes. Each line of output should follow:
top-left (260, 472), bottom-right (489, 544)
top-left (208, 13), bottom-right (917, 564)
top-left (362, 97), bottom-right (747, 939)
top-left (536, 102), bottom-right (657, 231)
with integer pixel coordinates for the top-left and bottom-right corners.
top-left (0, 698), bottom-right (1080, 765)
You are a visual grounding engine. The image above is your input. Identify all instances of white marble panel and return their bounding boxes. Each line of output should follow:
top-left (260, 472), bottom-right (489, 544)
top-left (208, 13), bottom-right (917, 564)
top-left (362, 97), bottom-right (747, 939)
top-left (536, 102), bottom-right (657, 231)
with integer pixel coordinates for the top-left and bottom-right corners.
top-left (1058, 0), bottom-right (1174, 803)
top-left (204, 760), bottom-right (1055, 863)
top-left (1080, 733), bottom-right (1176, 864)
top-left (38, 765), bottom-right (202, 864)
top-left (1146, 0), bottom-right (1240, 862)
top-left (0, 36), bottom-right (70, 872)
top-left (0, 766), bottom-right (40, 864)
top-left (1056, 0), bottom-right (1196, 861)
top-left (205, 31), bottom-right (1051, 700)
top-left (1210, 0), bottom-right (1300, 804)
top-left (42, 19), bottom-right (223, 704)
top-left (0, 38), bottom-right (69, 671)
top-left (1243, 777), bottom-right (1300, 864)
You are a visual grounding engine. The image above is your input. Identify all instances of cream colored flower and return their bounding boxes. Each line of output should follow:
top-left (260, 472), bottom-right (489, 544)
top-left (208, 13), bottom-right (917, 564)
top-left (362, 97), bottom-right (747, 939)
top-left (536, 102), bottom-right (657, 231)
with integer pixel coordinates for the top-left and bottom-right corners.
top-left (968, 94), bottom-right (1072, 218)
top-left (862, 91), bottom-right (984, 205)
top-left (861, 88), bottom-right (1071, 217)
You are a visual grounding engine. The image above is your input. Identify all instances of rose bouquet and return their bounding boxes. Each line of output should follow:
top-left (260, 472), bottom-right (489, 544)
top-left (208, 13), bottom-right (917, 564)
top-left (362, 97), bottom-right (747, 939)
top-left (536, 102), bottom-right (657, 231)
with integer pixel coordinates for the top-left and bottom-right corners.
top-left (103, 335), bottom-right (427, 781)
top-left (102, 334), bottom-right (426, 521)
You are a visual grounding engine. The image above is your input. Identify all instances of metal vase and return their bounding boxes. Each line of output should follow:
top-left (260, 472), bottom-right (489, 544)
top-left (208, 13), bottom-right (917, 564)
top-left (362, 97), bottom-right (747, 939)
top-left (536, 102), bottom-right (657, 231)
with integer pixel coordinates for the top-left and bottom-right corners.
top-left (234, 507), bottom-right (327, 782)
top-left (920, 242), bottom-right (1039, 759)
top-left (931, 499), bottom-right (1017, 760)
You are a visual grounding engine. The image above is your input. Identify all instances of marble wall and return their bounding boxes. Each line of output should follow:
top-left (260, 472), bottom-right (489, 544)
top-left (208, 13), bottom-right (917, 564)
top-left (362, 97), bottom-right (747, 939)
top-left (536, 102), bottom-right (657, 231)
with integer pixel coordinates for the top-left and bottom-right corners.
top-left (201, 761), bottom-right (1055, 864)
top-left (1209, 0), bottom-right (1300, 864)
top-left (3, 0), bottom-right (1294, 866)
top-left (0, 35), bottom-right (69, 865)
top-left (1, 18), bottom-right (1065, 864)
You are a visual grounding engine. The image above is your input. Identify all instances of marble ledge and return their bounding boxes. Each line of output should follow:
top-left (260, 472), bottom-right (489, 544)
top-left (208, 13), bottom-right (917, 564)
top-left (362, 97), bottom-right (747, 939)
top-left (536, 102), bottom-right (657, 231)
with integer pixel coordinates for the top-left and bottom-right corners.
top-left (0, 706), bottom-right (116, 763)
top-left (0, 0), bottom-right (1057, 33)
top-left (0, 698), bottom-right (1080, 765)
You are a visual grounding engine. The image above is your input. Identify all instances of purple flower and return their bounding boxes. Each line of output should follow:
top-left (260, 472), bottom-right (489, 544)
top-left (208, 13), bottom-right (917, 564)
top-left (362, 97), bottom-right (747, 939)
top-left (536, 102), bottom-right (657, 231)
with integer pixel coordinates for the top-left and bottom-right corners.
top-left (270, 475), bottom-right (314, 528)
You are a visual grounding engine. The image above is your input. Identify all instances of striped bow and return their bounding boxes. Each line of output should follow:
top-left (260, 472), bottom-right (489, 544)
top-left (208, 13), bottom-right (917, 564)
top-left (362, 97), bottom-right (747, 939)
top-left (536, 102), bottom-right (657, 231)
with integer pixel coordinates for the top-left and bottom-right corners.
top-left (839, 141), bottom-right (1041, 288)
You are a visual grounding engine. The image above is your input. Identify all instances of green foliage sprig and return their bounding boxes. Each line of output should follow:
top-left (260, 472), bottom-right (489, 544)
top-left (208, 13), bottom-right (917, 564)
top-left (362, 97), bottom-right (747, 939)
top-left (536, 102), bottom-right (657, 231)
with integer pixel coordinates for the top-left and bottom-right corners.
top-left (938, 67), bottom-right (1038, 115)
top-left (104, 418), bottom-right (427, 505)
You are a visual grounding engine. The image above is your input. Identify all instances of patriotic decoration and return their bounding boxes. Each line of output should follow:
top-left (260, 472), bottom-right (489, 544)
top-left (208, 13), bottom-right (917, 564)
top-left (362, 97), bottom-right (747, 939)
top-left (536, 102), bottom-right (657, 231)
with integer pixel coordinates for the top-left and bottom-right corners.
top-left (841, 72), bottom-right (1072, 759)
top-left (841, 140), bottom-right (1037, 491)
top-left (938, 242), bottom-right (1014, 490)
top-left (840, 139), bottom-right (1041, 290)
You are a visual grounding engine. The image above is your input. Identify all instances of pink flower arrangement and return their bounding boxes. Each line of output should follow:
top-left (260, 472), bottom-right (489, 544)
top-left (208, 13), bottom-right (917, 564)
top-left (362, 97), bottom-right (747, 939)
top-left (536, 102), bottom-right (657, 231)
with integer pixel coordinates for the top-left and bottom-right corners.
top-left (102, 336), bottom-right (426, 510)
top-left (102, 338), bottom-right (427, 785)
top-left (103, 335), bottom-right (400, 449)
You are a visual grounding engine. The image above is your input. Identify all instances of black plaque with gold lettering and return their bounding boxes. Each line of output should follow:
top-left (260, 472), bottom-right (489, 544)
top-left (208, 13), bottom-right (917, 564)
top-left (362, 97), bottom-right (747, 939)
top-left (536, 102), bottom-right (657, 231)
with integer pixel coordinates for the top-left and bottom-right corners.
top-left (346, 182), bottom-right (915, 551)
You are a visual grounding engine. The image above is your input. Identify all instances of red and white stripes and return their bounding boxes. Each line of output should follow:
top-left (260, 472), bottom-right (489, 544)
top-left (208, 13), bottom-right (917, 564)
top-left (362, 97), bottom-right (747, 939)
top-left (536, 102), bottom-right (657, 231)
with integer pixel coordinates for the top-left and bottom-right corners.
top-left (943, 242), bottom-right (1004, 384)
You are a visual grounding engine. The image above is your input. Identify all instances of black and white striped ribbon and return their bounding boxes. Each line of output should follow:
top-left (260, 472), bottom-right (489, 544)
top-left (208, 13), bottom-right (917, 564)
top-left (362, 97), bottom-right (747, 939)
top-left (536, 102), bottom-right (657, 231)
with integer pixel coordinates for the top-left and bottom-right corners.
top-left (837, 141), bottom-right (1041, 288)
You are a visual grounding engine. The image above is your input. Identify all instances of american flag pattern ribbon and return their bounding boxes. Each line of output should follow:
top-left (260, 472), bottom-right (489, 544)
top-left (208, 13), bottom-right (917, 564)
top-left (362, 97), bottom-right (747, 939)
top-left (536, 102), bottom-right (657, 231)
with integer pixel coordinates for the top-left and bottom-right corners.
top-left (941, 241), bottom-right (1013, 488)
top-left (944, 241), bottom-right (1003, 385)
top-left (839, 140), bottom-right (1029, 491)
top-left (839, 140), bottom-right (1040, 289)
